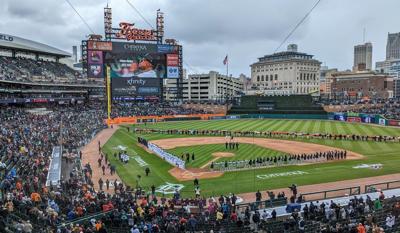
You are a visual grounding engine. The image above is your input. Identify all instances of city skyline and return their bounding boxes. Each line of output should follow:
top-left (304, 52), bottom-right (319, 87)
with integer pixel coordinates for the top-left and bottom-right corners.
top-left (1, 0), bottom-right (399, 76)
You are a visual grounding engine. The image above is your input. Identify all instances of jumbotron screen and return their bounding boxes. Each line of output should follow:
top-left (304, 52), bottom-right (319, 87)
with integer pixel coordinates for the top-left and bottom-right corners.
top-left (87, 41), bottom-right (180, 97)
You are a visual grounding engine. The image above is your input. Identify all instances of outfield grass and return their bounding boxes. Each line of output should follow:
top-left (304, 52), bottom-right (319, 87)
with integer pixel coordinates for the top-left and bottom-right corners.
top-left (135, 119), bottom-right (400, 137)
top-left (166, 143), bottom-right (283, 168)
top-left (102, 119), bottom-right (400, 197)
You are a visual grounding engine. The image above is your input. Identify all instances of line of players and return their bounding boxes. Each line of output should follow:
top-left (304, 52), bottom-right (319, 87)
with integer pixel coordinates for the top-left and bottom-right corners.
top-left (134, 128), bottom-right (400, 143)
top-left (210, 150), bottom-right (348, 171)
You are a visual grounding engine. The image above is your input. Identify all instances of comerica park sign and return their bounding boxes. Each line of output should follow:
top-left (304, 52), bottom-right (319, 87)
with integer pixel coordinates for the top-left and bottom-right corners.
top-left (116, 22), bottom-right (157, 41)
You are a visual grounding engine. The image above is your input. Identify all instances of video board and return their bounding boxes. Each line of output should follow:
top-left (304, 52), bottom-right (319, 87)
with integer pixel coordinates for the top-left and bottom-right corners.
top-left (86, 41), bottom-right (180, 97)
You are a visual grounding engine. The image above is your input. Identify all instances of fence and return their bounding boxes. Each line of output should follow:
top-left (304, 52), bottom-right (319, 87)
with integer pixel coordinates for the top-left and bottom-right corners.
top-left (301, 186), bottom-right (361, 202)
top-left (236, 198), bottom-right (288, 212)
top-left (365, 180), bottom-right (400, 193)
top-left (56, 210), bottom-right (114, 230)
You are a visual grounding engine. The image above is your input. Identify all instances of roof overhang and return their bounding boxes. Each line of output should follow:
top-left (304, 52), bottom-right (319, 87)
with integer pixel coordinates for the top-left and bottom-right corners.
top-left (0, 33), bottom-right (71, 57)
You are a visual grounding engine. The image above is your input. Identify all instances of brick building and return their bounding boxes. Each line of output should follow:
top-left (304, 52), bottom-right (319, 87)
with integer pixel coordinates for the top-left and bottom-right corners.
top-left (331, 72), bottom-right (393, 100)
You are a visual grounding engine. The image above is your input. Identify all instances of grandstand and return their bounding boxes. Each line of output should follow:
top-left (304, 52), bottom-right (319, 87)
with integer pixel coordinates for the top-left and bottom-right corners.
top-left (0, 33), bottom-right (105, 104)
top-left (229, 95), bottom-right (327, 115)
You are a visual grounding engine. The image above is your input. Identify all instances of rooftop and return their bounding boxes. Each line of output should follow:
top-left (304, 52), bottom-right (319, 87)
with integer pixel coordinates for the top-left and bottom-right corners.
top-left (0, 33), bottom-right (70, 57)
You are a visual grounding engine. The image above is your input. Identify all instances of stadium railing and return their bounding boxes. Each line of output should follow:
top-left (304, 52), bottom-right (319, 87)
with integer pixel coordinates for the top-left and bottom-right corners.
top-left (301, 186), bottom-right (361, 201)
top-left (365, 180), bottom-right (400, 193)
top-left (56, 210), bottom-right (114, 230)
top-left (235, 198), bottom-right (288, 212)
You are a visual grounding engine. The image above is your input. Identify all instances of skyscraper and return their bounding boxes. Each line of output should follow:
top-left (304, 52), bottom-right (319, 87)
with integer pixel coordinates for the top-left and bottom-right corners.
top-left (386, 32), bottom-right (400, 60)
top-left (72, 45), bottom-right (78, 63)
top-left (353, 42), bottom-right (372, 71)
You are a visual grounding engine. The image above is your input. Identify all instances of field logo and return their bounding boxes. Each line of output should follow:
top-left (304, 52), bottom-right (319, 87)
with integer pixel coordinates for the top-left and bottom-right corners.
top-left (256, 171), bottom-right (309, 180)
top-left (113, 145), bottom-right (127, 151)
top-left (353, 164), bottom-right (383, 169)
top-left (155, 182), bottom-right (184, 194)
top-left (133, 156), bottom-right (148, 167)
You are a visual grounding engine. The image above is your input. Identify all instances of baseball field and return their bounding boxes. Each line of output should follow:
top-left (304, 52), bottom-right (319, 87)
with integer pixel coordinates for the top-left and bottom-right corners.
top-left (102, 119), bottom-right (400, 198)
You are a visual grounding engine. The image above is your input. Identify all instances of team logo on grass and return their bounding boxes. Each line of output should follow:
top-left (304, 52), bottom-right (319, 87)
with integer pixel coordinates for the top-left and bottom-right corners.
top-left (155, 182), bottom-right (185, 194)
top-left (353, 164), bottom-right (383, 169)
top-left (133, 156), bottom-right (148, 167)
top-left (256, 171), bottom-right (309, 180)
top-left (113, 145), bottom-right (127, 151)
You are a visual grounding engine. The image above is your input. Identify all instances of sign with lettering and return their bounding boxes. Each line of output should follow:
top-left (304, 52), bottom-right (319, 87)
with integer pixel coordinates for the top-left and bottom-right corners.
top-left (0, 34), bottom-right (13, 42)
top-left (116, 22), bottom-right (157, 41)
top-left (88, 41), bottom-right (113, 51)
top-left (256, 171), bottom-right (309, 180)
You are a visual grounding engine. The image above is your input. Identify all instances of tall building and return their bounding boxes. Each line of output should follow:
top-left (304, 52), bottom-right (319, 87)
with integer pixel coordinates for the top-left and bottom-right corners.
top-left (72, 45), bottom-right (78, 63)
top-left (375, 32), bottom-right (400, 78)
top-left (386, 32), bottom-right (400, 60)
top-left (164, 71), bottom-right (243, 101)
top-left (238, 74), bottom-right (252, 93)
top-left (319, 66), bottom-right (339, 98)
top-left (353, 42), bottom-right (372, 71)
top-left (250, 44), bottom-right (321, 96)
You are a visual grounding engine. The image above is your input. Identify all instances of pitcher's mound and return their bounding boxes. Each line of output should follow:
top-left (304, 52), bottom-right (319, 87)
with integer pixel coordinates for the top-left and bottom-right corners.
top-left (212, 152), bottom-right (234, 157)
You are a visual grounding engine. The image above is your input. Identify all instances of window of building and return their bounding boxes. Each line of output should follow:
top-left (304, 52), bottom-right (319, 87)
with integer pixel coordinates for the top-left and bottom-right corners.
top-left (257, 76), bottom-right (260, 82)
top-left (275, 74), bottom-right (278, 80)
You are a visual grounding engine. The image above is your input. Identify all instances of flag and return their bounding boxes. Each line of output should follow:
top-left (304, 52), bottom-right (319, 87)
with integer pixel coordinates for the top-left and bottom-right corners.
top-left (223, 55), bottom-right (228, 65)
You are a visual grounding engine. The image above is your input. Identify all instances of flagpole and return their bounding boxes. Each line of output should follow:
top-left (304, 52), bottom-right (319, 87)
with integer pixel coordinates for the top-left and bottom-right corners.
top-left (226, 55), bottom-right (228, 104)
top-left (226, 55), bottom-right (228, 78)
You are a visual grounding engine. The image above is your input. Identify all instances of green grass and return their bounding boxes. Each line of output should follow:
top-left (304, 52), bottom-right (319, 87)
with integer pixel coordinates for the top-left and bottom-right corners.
top-left (166, 143), bottom-right (283, 168)
top-left (102, 119), bottom-right (400, 197)
top-left (135, 119), bottom-right (400, 136)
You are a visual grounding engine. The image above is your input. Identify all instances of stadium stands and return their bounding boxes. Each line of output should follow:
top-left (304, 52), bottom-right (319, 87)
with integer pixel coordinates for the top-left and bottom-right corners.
top-left (0, 56), bottom-right (86, 84)
top-left (111, 101), bottom-right (211, 118)
top-left (350, 100), bottom-right (400, 120)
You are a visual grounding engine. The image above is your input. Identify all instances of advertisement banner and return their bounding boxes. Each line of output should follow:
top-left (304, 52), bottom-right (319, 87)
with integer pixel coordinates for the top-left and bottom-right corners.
top-left (88, 51), bottom-right (103, 64)
top-left (111, 77), bottom-right (160, 96)
top-left (347, 112), bottom-right (360, 117)
top-left (334, 113), bottom-right (346, 121)
top-left (167, 54), bottom-right (179, 66)
top-left (378, 118), bottom-right (387, 126)
top-left (147, 142), bottom-right (185, 169)
top-left (110, 43), bottom-right (178, 54)
top-left (167, 66), bottom-right (179, 78)
top-left (88, 41), bottom-right (112, 51)
top-left (361, 116), bottom-right (374, 123)
top-left (157, 44), bottom-right (179, 54)
top-left (388, 120), bottom-right (400, 127)
top-left (347, 117), bottom-right (361, 123)
top-left (88, 64), bottom-right (104, 79)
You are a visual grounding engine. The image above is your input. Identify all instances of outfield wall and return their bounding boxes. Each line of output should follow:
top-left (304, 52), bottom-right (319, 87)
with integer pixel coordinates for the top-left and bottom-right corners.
top-left (329, 112), bottom-right (398, 126)
top-left (106, 113), bottom-right (225, 124)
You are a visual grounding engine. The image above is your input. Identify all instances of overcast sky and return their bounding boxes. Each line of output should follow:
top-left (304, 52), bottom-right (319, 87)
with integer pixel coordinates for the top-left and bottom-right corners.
top-left (1, 0), bottom-right (399, 77)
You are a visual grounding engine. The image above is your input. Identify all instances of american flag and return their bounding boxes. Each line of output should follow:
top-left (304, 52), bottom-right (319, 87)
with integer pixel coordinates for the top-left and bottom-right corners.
top-left (223, 55), bottom-right (228, 65)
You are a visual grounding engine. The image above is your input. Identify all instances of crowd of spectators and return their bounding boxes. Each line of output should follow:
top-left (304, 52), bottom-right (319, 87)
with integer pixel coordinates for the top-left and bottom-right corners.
top-left (258, 193), bottom-right (400, 233)
top-left (0, 104), bottom-right (106, 232)
top-left (321, 98), bottom-right (400, 120)
top-left (0, 56), bottom-right (87, 84)
top-left (111, 101), bottom-right (211, 118)
top-left (352, 100), bottom-right (400, 120)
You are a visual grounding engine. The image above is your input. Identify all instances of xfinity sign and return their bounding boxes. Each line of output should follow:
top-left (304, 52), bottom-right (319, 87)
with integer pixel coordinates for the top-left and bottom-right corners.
top-left (0, 34), bottom-right (13, 42)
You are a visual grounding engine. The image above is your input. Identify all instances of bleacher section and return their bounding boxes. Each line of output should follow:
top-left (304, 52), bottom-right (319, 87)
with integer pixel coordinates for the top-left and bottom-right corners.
top-left (229, 95), bottom-right (326, 115)
top-left (0, 56), bottom-right (86, 84)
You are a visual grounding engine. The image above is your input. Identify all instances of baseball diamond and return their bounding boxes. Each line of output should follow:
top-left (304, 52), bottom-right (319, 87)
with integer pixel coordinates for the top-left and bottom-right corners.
top-left (101, 119), bottom-right (400, 199)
